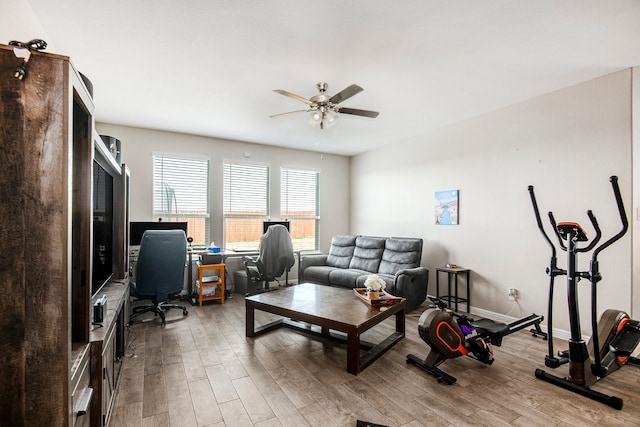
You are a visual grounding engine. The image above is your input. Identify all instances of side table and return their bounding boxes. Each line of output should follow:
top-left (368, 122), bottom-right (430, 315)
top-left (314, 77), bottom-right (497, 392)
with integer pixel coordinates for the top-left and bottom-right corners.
top-left (436, 266), bottom-right (470, 312)
top-left (197, 263), bottom-right (225, 306)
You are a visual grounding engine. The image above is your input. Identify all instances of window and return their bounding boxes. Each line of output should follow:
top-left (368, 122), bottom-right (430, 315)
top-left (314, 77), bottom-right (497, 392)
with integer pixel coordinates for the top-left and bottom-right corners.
top-left (281, 168), bottom-right (319, 251)
top-left (223, 162), bottom-right (269, 250)
top-left (153, 154), bottom-right (209, 245)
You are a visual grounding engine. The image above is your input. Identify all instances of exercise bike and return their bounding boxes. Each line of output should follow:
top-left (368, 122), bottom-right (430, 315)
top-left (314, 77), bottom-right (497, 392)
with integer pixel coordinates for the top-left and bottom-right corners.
top-left (528, 176), bottom-right (640, 410)
top-left (406, 295), bottom-right (546, 384)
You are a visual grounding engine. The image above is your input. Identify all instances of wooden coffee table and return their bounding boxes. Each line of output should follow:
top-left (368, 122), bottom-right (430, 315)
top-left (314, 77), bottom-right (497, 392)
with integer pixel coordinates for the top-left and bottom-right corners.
top-left (245, 282), bottom-right (406, 375)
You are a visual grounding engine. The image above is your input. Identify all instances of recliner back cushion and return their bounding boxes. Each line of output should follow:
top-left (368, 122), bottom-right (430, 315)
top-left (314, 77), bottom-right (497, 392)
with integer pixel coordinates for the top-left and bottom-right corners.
top-left (349, 236), bottom-right (385, 272)
top-left (326, 235), bottom-right (357, 268)
top-left (378, 238), bottom-right (422, 275)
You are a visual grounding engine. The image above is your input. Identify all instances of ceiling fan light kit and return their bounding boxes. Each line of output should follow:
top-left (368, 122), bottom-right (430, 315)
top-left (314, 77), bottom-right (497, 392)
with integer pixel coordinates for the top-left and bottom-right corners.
top-left (308, 107), bottom-right (338, 129)
top-left (272, 82), bottom-right (379, 129)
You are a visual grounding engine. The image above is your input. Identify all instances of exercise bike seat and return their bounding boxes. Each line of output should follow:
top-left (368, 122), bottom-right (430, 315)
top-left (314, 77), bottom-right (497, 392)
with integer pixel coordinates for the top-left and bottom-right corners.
top-left (470, 318), bottom-right (510, 346)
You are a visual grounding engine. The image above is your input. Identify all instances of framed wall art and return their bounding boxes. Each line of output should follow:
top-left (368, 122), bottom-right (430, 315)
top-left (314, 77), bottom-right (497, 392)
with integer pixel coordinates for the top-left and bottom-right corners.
top-left (435, 190), bottom-right (459, 225)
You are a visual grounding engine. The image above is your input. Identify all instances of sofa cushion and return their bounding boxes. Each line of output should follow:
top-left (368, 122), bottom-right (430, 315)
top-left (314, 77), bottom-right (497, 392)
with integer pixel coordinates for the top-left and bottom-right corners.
top-left (303, 265), bottom-right (335, 284)
top-left (326, 235), bottom-right (357, 268)
top-left (349, 236), bottom-right (386, 272)
top-left (378, 238), bottom-right (422, 275)
top-left (329, 268), bottom-right (369, 288)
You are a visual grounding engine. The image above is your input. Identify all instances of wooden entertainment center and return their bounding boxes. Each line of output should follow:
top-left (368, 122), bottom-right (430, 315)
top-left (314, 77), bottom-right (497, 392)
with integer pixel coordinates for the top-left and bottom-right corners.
top-left (0, 44), bottom-right (130, 426)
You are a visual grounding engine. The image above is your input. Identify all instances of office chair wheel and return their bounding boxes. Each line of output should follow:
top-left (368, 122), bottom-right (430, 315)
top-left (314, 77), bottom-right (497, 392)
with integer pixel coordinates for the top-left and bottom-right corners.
top-left (183, 309), bottom-right (188, 315)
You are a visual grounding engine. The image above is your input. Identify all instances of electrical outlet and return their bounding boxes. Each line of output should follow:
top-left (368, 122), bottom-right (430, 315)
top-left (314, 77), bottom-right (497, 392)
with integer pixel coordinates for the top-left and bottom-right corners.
top-left (508, 288), bottom-right (518, 300)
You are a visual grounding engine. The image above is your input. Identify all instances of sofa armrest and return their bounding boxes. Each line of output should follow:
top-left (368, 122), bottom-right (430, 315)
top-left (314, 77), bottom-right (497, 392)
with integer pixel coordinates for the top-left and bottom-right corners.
top-left (395, 267), bottom-right (428, 280)
top-left (394, 267), bottom-right (429, 312)
top-left (299, 254), bottom-right (329, 282)
top-left (300, 254), bottom-right (328, 270)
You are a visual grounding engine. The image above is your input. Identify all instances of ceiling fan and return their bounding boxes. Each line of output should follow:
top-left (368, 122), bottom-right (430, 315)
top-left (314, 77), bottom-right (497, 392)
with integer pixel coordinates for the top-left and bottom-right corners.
top-left (271, 82), bottom-right (379, 129)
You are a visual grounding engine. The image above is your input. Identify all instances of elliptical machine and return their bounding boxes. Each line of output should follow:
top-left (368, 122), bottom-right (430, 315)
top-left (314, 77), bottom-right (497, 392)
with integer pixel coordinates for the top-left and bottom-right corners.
top-left (406, 295), bottom-right (546, 384)
top-left (528, 176), bottom-right (640, 410)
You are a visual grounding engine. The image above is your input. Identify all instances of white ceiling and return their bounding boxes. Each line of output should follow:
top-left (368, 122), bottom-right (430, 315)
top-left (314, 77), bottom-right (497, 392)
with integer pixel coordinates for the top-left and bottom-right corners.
top-left (25, 0), bottom-right (640, 156)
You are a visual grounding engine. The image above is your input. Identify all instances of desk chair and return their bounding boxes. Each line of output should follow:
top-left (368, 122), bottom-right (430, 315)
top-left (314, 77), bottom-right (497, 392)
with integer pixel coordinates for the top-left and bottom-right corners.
top-left (242, 224), bottom-right (295, 294)
top-left (129, 229), bottom-right (189, 326)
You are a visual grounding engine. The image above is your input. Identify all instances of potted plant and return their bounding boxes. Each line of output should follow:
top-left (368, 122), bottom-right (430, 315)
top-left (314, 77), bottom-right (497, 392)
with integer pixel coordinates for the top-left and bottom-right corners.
top-left (364, 274), bottom-right (386, 300)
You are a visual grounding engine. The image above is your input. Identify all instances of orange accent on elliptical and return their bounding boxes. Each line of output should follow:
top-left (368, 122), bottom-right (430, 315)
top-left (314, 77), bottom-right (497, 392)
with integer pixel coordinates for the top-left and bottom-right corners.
top-left (616, 317), bottom-right (630, 363)
top-left (436, 321), bottom-right (469, 355)
top-left (616, 317), bottom-right (629, 334)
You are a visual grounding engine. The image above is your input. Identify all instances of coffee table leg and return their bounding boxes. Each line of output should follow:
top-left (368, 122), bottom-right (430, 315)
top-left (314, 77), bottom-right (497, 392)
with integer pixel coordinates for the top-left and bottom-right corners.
top-left (396, 308), bottom-right (405, 334)
top-left (246, 301), bottom-right (255, 337)
top-left (347, 332), bottom-right (360, 374)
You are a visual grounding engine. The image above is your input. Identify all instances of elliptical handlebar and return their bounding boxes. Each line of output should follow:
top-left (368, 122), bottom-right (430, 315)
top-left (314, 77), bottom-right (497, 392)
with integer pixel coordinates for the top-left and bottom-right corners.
top-left (592, 176), bottom-right (629, 260)
top-left (579, 210), bottom-right (602, 252)
top-left (549, 209), bottom-right (602, 253)
top-left (529, 185), bottom-right (561, 361)
top-left (528, 185), bottom-right (556, 257)
top-left (547, 212), bottom-right (565, 251)
top-left (589, 176), bottom-right (629, 376)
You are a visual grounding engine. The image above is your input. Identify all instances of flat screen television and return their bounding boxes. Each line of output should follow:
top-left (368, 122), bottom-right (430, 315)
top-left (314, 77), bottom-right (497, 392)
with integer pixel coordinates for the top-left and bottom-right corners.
top-left (263, 220), bottom-right (290, 234)
top-left (129, 221), bottom-right (188, 246)
top-left (92, 160), bottom-right (114, 297)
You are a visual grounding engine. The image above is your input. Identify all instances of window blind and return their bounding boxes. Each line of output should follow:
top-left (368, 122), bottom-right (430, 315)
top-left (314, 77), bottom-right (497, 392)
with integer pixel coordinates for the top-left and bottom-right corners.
top-left (223, 162), bottom-right (269, 249)
top-left (281, 168), bottom-right (319, 251)
top-left (153, 155), bottom-right (209, 244)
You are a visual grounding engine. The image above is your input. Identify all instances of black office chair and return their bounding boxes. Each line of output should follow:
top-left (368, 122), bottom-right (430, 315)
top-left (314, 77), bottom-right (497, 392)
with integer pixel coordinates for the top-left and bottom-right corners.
top-left (129, 229), bottom-right (189, 325)
top-left (242, 224), bottom-right (295, 293)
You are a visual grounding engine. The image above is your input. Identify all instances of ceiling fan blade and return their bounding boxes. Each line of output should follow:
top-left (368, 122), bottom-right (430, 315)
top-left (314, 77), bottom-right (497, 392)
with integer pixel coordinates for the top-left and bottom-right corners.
top-left (273, 89), bottom-right (313, 105)
top-left (338, 107), bottom-right (379, 118)
top-left (270, 110), bottom-right (309, 118)
top-left (329, 84), bottom-right (363, 104)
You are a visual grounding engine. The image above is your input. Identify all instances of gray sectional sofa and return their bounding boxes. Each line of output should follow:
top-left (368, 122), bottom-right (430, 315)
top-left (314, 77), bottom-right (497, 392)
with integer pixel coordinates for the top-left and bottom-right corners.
top-left (300, 235), bottom-right (429, 312)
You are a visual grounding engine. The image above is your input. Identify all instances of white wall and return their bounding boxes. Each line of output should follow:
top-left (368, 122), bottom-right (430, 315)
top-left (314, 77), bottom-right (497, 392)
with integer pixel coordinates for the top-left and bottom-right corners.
top-left (0, 0), bottom-right (49, 46)
top-left (351, 70), bottom-right (634, 334)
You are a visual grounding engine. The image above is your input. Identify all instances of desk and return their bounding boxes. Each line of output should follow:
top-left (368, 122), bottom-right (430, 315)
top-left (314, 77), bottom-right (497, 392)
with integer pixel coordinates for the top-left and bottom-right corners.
top-left (436, 267), bottom-right (471, 312)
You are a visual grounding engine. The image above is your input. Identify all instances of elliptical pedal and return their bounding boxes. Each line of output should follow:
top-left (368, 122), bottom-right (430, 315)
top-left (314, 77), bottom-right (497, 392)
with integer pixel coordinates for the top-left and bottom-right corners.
top-left (609, 324), bottom-right (640, 357)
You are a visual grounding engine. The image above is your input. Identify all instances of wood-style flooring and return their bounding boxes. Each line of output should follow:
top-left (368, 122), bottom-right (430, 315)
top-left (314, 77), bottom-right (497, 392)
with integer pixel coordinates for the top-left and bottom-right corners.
top-left (110, 291), bottom-right (640, 427)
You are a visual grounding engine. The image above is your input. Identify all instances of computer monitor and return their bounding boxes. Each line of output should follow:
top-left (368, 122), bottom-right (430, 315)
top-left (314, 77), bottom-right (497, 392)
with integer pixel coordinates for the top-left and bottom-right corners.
top-left (129, 221), bottom-right (188, 246)
top-left (263, 220), bottom-right (290, 234)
